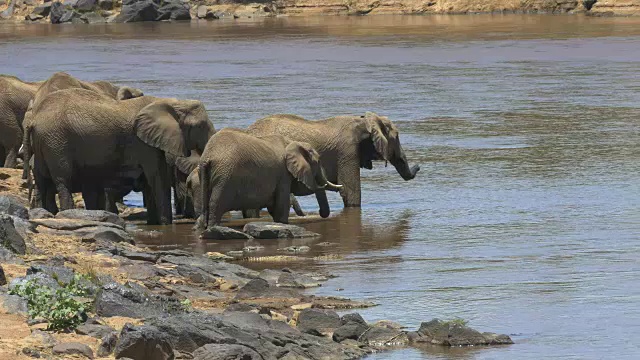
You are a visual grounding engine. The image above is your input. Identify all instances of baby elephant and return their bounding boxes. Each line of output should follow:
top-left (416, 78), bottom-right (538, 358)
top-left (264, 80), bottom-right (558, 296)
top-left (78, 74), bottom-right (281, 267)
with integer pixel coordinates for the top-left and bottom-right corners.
top-left (199, 128), bottom-right (341, 228)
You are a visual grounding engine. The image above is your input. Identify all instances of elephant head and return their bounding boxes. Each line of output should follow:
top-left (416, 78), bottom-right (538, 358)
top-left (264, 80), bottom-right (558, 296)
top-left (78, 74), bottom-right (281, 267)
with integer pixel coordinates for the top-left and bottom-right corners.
top-left (286, 141), bottom-right (342, 193)
top-left (133, 99), bottom-right (216, 158)
top-left (116, 86), bottom-right (144, 100)
top-left (359, 112), bottom-right (420, 181)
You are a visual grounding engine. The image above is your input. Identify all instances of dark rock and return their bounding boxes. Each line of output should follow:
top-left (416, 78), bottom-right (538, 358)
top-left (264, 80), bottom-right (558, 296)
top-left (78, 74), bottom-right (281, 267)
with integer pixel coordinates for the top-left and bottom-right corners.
top-left (27, 264), bottom-right (75, 286)
top-left (81, 11), bottom-right (106, 23)
top-left (0, 265), bottom-right (5, 286)
top-left (196, 5), bottom-right (217, 19)
top-left (359, 326), bottom-right (409, 347)
top-left (341, 313), bottom-right (367, 325)
top-left (277, 272), bottom-right (320, 288)
top-left (64, 0), bottom-right (79, 6)
top-left (21, 347), bottom-right (41, 358)
top-left (0, 244), bottom-right (24, 264)
top-left (200, 225), bottom-right (253, 240)
top-left (95, 281), bottom-right (183, 318)
top-left (27, 330), bottom-right (58, 348)
top-left (111, 247), bottom-right (158, 262)
top-left (50, 2), bottom-right (69, 23)
top-left (9, 272), bottom-right (61, 294)
top-left (332, 321), bottom-right (368, 343)
top-left (56, 209), bottom-right (125, 228)
top-left (52, 342), bottom-right (94, 359)
top-left (81, 226), bottom-right (133, 244)
top-left (74, 0), bottom-right (97, 11)
top-left (412, 319), bottom-right (513, 346)
top-left (223, 302), bottom-right (256, 313)
top-left (192, 343), bottom-right (261, 360)
top-left (243, 222), bottom-right (319, 239)
top-left (0, 195), bottom-right (29, 219)
top-left (156, 0), bottom-right (191, 21)
top-left (97, 331), bottom-right (118, 357)
top-left (114, 324), bottom-right (173, 360)
top-left (10, 215), bottom-right (36, 240)
top-left (28, 208), bottom-right (53, 220)
top-left (234, 278), bottom-right (299, 300)
top-left (98, 0), bottom-right (113, 9)
top-left (27, 3), bottom-right (52, 21)
top-left (115, 0), bottom-right (159, 23)
top-left (297, 308), bottom-right (341, 336)
top-left (76, 324), bottom-right (116, 339)
top-left (158, 254), bottom-right (257, 288)
top-left (0, 215), bottom-right (26, 254)
top-left (26, 13), bottom-right (45, 21)
top-left (0, 293), bottom-right (28, 315)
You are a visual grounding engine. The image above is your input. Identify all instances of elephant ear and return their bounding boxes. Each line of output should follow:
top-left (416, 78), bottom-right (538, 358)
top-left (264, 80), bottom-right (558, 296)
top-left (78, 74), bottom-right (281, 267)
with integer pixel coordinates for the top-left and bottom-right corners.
top-left (134, 102), bottom-right (188, 157)
top-left (364, 111), bottom-right (389, 161)
top-left (117, 86), bottom-right (143, 100)
top-left (285, 142), bottom-right (316, 191)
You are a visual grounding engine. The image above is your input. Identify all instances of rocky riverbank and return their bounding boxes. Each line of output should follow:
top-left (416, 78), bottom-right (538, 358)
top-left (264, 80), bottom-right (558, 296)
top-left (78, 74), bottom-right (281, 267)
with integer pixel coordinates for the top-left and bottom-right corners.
top-left (0, 0), bottom-right (639, 24)
top-left (0, 167), bottom-right (512, 359)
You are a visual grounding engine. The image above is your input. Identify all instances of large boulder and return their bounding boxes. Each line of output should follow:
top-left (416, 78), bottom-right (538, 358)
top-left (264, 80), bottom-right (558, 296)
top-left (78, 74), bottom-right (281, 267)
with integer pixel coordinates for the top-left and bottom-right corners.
top-left (0, 195), bottom-right (28, 219)
top-left (9, 272), bottom-right (61, 292)
top-left (97, 331), bottom-right (118, 357)
top-left (296, 308), bottom-right (342, 336)
top-left (0, 245), bottom-right (24, 264)
top-left (28, 208), bottom-right (53, 220)
top-left (156, 0), bottom-right (191, 20)
top-left (50, 1), bottom-right (76, 24)
top-left (115, 0), bottom-right (159, 23)
top-left (196, 5), bottom-right (218, 19)
top-left (200, 225), bottom-right (253, 240)
top-left (332, 321), bottom-right (368, 343)
top-left (0, 293), bottom-right (28, 315)
top-left (98, 0), bottom-right (113, 10)
top-left (55, 209), bottom-right (125, 228)
top-left (114, 324), bottom-right (173, 360)
top-left (242, 222), bottom-right (319, 239)
top-left (0, 215), bottom-right (26, 255)
top-left (75, 323), bottom-right (116, 339)
top-left (74, 0), bottom-right (98, 11)
top-left (95, 281), bottom-right (183, 318)
top-left (9, 215), bottom-right (36, 240)
top-left (26, 3), bottom-right (52, 20)
top-left (192, 343), bottom-right (261, 360)
top-left (410, 319), bottom-right (513, 346)
top-left (52, 342), bottom-right (94, 359)
top-left (359, 325), bottom-right (408, 347)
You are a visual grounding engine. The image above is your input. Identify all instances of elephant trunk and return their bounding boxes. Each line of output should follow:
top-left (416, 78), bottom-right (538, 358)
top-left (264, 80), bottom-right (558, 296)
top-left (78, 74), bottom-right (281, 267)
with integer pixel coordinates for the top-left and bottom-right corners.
top-left (391, 150), bottom-right (420, 181)
top-left (315, 190), bottom-right (330, 219)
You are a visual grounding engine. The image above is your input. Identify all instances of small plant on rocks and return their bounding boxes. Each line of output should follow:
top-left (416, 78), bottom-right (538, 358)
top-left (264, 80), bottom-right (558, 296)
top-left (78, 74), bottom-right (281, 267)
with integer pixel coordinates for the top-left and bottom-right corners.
top-left (9, 274), bottom-right (92, 331)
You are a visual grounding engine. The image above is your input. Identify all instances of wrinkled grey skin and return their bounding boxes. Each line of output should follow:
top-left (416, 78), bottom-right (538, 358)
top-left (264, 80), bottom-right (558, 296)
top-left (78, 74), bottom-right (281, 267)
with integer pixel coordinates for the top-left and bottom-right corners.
top-left (22, 72), bottom-right (144, 180)
top-left (198, 128), bottom-right (341, 228)
top-left (247, 112), bottom-right (420, 213)
top-left (0, 75), bottom-right (42, 168)
top-left (25, 88), bottom-right (215, 225)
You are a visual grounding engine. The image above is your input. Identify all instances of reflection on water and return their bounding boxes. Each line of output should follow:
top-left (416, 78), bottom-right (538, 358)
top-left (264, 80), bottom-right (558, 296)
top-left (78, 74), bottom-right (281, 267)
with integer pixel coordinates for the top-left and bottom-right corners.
top-left (3, 14), bottom-right (640, 360)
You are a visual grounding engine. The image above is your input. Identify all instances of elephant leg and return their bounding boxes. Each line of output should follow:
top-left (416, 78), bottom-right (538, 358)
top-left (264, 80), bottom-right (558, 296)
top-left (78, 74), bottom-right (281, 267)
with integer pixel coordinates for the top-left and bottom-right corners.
top-left (290, 194), bottom-right (305, 216)
top-left (38, 179), bottom-right (57, 214)
top-left (314, 190), bottom-right (330, 218)
top-left (141, 152), bottom-right (172, 225)
top-left (183, 194), bottom-right (195, 219)
top-left (4, 147), bottom-right (18, 169)
top-left (173, 186), bottom-right (183, 216)
top-left (0, 146), bottom-right (5, 167)
top-left (337, 164), bottom-right (361, 207)
top-left (270, 186), bottom-right (291, 224)
top-left (104, 191), bottom-right (120, 214)
top-left (54, 178), bottom-right (74, 211)
top-left (82, 189), bottom-right (99, 210)
top-left (242, 209), bottom-right (261, 219)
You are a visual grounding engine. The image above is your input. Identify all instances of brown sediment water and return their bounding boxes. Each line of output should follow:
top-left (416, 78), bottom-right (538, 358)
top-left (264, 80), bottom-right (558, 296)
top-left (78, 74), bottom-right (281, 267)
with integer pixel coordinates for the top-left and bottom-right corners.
top-left (3, 14), bottom-right (640, 359)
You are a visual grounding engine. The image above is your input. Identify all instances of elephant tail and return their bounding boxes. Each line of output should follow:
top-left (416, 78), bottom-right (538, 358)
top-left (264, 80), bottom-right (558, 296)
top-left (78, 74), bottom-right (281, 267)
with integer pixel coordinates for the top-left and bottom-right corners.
top-left (24, 125), bottom-right (33, 204)
top-left (199, 161), bottom-right (211, 229)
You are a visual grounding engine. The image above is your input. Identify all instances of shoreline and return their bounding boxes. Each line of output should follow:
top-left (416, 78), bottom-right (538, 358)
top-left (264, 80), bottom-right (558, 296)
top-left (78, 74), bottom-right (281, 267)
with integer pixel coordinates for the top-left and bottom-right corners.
top-left (0, 167), bottom-right (513, 359)
top-left (1, 0), bottom-right (639, 25)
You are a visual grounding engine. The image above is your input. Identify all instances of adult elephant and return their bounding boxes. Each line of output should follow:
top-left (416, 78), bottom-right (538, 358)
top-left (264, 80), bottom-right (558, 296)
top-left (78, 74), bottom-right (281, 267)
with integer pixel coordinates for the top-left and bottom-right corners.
top-left (25, 88), bottom-right (215, 225)
top-left (198, 128), bottom-right (341, 228)
top-left (22, 72), bottom-right (144, 179)
top-left (0, 75), bottom-right (42, 168)
top-left (246, 112), bottom-right (420, 212)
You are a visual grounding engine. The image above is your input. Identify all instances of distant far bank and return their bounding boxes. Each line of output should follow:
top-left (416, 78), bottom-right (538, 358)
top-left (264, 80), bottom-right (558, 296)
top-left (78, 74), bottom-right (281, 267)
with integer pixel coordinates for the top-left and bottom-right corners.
top-left (1, 0), bottom-right (638, 25)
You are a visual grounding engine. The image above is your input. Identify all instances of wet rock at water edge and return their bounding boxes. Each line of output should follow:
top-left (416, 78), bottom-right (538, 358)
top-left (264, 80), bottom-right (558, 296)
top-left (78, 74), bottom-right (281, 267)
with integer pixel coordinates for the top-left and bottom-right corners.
top-left (75, 0), bottom-right (98, 11)
top-left (234, 278), bottom-right (299, 300)
top-left (114, 0), bottom-right (158, 23)
top-left (28, 208), bottom-right (53, 220)
top-left (55, 209), bottom-right (126, 228)
top-left (156, 0), bottom-right (191, 21)
top-left (192, 343), bottom-right (261, 360)
top-left (409, 318), bottom-right (514, 346)
top-left (200, 225), bottom-right (253, 240)
top-left (359, 325), bottom-right (409, 347)
top-left (277, 271), bottom-right (321, 288)
top-left (81, 12), bottom-right (106, 23)
top-left (0, 195), bottom-right (28, 219)
top-left (296, 308), bottom-right (342, 336)
top-left (52, 342), bottom-right (94, 359)
top-left (0, 215), bottom-right (26, 254)
top-left (342, 312), bottom-right (367, 325)
top-left (243, 222), bottom-right (320, 239)
top-left (333, 321), bottom-right (369, 343)
top-left (196, 5), bottom-right (218, 19)
top-left (114, 324), bottom-right (174, 360)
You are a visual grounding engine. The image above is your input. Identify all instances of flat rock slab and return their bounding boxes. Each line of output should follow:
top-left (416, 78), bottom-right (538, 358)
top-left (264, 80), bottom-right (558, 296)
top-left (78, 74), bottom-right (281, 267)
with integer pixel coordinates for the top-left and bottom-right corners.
top-left (243, 222), bottom-right (319, 239)
top-left (410, 319), bottom-right (514, 346)
top-left (55, 209), bottom-right (126, 228)
top-left (192, 343), bottom-right (261, 360)
top-left (75, 324), bottom-right (116, 339)
top-left (31, 218), bottom-right (124, 231)
top-left (52, 342), bottom-right (94, 359)
top-left (28, 208), bottom-right (54, 219)
top-left (296, 308), bottom-right (342, 336)
top-left (114, 324), bottom-right (174, 360)
top-left (200, 226), bottom-right (253, 240)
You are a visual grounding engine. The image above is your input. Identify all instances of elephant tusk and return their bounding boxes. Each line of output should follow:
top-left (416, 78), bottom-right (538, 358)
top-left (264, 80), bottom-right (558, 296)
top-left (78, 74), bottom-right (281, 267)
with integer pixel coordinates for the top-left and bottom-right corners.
top-left (324, 180), bottom-right (343, 192)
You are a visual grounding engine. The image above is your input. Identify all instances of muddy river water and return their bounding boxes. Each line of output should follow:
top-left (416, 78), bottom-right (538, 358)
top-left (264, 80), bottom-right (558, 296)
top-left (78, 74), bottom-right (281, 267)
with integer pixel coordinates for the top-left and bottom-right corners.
top-left (2, 14), bottom-right (640, 359)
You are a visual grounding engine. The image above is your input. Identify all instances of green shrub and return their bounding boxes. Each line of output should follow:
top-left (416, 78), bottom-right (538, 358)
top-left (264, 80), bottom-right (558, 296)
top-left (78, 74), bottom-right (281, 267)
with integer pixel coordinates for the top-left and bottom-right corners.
top-left (9, 274), bottom-right (93, 331)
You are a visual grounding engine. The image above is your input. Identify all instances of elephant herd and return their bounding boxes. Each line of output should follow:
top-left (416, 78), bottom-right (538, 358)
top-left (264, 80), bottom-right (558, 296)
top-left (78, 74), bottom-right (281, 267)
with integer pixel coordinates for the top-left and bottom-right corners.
top-left (0, 72), bottom-right (420, 227)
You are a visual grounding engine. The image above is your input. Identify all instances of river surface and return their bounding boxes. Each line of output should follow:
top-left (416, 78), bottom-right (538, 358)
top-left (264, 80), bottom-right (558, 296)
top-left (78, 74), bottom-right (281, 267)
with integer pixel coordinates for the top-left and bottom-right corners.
top-left (2, 14), bottom-right (640, 359)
